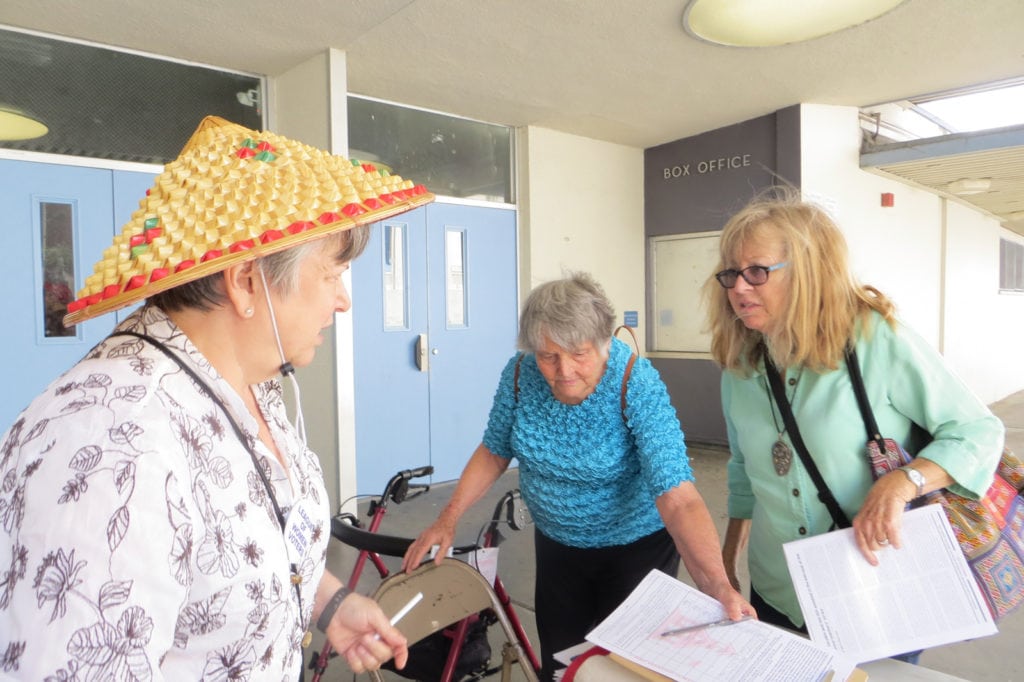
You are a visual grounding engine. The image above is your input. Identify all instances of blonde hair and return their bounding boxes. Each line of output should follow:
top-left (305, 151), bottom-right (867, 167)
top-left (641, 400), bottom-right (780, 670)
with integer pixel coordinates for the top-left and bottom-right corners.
top-left (702, 190), bottom-right (896, 374)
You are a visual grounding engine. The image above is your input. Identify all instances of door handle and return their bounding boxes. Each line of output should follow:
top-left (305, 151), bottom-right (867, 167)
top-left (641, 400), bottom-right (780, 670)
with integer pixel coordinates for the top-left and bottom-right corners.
top-left (415, 333), bottom-right (429, 372)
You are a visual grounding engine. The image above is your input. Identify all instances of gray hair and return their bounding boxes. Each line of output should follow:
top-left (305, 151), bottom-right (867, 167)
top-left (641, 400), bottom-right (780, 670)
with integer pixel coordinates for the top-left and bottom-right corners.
top-left (517, 272), bottom-right (616, 354)
top-left (150, 224), bottom-right (371, 312)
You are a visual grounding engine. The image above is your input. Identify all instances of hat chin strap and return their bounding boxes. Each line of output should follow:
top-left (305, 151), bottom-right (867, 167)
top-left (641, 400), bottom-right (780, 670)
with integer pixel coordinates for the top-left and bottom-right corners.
top-left (258, 264), bottom-right (307, 447)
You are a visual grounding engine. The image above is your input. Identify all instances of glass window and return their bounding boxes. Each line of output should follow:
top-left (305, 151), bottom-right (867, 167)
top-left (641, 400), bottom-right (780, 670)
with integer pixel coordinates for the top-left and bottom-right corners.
top-left (348, 95), bottom-right (514, 203)
top-left (0, 27), bottom-right (262, 163)
top-left (1001, 238), bottom-right (1024, 292)
top-left (382, 223), bottom-right (409, 329)
top-left (445, 228), bottom-right (467, 328)
top-left (40, 201), bottom-right (76, 338)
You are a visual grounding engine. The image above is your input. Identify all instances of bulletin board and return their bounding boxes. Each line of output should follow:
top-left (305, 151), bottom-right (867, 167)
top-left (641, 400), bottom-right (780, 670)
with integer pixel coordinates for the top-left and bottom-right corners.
top-left (650, 232), bottom-right (720, 353)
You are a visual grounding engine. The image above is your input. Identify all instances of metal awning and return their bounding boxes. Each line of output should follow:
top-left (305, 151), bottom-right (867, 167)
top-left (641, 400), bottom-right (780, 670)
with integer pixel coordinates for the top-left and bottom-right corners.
top-left (861, 124), bottom-right (1024, 236)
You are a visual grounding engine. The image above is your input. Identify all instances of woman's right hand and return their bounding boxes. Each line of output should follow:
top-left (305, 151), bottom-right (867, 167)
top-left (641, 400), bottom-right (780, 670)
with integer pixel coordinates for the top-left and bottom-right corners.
top-left (401, 517), bottom-right (457, 573)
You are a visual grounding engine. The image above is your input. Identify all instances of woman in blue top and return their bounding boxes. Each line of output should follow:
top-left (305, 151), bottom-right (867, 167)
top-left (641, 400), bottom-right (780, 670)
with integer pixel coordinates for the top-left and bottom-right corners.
top-left (704, 192), bottom-right (1004, 655)
top-left (403, 272), bottom-right (752, 681)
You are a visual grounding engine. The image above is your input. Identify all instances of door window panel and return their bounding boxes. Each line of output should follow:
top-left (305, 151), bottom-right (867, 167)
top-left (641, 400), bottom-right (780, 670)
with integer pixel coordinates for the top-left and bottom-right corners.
top-left (383, 222), bottom-right (409, 329)
top-left (40, 201), bottom-right (76, 338)
top-left (445, 228), bottom-right (467, 328)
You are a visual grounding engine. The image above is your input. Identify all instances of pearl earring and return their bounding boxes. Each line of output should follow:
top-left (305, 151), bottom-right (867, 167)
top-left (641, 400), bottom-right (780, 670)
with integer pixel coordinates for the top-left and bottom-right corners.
top-left (244, 307), bottom-right (254, 318)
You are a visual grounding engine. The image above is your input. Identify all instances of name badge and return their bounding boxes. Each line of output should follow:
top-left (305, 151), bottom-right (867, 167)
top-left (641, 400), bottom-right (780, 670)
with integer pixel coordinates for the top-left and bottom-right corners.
top-left (283, 499), bottom-right (319, 565)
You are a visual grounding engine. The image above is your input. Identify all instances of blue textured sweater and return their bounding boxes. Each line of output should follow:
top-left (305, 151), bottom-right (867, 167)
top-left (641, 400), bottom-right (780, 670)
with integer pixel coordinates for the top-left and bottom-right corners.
top-left (482, 337), bottom-right (693, 548)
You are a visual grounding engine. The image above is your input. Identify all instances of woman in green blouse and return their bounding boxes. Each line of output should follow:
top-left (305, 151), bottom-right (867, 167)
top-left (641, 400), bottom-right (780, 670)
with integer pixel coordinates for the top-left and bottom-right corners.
top-left (703, 192), bottom-right (1004, 649)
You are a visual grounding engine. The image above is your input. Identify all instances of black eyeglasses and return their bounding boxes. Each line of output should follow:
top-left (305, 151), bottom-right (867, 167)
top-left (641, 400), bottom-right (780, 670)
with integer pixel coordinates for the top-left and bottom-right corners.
top-left (715, 262), bottom-right (788, 289)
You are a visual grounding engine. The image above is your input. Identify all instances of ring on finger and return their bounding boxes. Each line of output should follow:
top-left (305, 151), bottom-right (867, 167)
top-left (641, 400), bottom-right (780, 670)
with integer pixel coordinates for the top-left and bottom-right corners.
top-left (877, 538), bottom-right (889, 545)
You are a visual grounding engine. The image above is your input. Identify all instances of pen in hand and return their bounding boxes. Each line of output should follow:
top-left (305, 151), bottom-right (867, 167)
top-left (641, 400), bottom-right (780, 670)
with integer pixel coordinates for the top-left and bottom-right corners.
top-left (389, 592), bottom-right (424, 627)
top-left (374, 585), bottom-right (421, 638)
top-left (660, 614), bottom-right (752, 637)
top-left (373, 591), bottom-right (423, 641)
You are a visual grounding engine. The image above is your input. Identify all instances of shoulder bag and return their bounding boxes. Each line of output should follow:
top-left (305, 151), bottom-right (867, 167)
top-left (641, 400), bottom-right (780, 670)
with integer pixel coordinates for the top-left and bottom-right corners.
top-left (846, 345), bottom-right (1024, 621)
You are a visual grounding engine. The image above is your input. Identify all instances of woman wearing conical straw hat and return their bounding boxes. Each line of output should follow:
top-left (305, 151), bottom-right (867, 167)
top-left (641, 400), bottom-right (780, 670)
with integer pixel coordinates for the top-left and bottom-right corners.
top-left (0, 116), bottom-right (434, 679)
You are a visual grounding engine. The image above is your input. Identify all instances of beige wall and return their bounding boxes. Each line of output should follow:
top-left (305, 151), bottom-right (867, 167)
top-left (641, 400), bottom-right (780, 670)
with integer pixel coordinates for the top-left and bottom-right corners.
top-left (799, 103), bottom-right (1024, 404)
top-left (518, 126), bottom-right (647, 349)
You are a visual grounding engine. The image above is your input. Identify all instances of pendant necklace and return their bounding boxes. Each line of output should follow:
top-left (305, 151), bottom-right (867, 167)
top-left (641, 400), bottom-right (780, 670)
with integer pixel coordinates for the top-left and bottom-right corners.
top-left (763, 368), bottom-right (803, 476)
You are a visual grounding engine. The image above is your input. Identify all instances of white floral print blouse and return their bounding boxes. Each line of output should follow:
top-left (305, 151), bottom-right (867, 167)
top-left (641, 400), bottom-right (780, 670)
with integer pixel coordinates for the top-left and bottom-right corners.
top-left (0, 305), bottom-right (330, 681)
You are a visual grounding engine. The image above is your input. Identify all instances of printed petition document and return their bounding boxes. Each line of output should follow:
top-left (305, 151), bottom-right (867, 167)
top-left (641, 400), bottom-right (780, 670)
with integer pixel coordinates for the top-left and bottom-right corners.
top-left (784, 503), bottom-right (997, 663)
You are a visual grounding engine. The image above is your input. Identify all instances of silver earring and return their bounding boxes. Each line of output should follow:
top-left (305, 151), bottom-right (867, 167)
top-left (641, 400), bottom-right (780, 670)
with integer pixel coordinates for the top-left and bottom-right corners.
top-left (244, 307), bottom-right (254, 318)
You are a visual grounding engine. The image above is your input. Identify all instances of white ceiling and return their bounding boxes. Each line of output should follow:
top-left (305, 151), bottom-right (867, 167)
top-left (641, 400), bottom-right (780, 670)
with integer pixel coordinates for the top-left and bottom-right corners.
top-left (2, 0), bottom-right (1024, 228)
top-left (2, 0), bottom-right (1022, 149)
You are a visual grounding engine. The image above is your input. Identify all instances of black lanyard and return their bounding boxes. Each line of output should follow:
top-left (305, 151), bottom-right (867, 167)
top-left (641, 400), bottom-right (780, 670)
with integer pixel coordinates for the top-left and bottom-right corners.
top-left (110, 331), bottom-right (305, 617)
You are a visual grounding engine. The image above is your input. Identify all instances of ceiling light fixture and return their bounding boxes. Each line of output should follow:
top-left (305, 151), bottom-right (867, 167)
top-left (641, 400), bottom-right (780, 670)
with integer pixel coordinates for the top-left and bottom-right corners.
top-left (683, 0), bottom-right (908, 47)
top-left (0, 106), bottom-right (49, 141)
top-left (946, 178), bottom-right (992, 196)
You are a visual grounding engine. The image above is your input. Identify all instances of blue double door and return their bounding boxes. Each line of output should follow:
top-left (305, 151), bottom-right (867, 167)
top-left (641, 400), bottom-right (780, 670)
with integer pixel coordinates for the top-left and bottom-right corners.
top-left (0, 158), bottom-right (519, 494)
top-left (352, 202), bottom-right (518, 490)
top-left (0, 159), bottom-right (157, 428)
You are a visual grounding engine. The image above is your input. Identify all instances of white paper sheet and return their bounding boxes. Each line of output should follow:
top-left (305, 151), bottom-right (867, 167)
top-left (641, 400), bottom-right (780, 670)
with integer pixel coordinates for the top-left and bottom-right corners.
top-left (783, 503), bottom-right (998, 663)
top-left (585, 569), bottom-right (856, 682)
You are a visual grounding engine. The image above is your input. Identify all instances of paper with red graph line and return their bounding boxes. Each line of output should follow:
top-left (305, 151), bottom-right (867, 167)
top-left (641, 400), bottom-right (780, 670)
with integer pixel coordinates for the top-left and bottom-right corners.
top-left (585, 569), bottom-right (854, 682)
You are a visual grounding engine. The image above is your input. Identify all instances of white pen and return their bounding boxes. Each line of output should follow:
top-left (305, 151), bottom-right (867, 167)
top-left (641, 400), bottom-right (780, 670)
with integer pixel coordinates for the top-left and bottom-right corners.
top-left (374, 591), bottom-right (423, 641)
top-left (389, 592), bottom-right (424, 627)
top-left (660, 614), bottom-right (752, 637)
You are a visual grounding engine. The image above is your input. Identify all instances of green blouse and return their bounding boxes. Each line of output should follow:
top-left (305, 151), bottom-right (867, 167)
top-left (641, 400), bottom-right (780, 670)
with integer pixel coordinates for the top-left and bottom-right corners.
top-left (722, 312), bottom-right (1004, 626)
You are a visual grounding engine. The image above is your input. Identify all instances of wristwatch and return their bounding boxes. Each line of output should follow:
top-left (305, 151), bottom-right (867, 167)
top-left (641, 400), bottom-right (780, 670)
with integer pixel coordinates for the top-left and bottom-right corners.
top-left (898, 466), bottom-right (925, 498)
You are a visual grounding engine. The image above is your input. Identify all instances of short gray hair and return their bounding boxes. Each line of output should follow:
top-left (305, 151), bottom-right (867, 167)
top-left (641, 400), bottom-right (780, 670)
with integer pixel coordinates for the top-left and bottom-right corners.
top-left (150, 224), bottom-right (371, 312)
top-left (517, 272), bottom-right (616, 354)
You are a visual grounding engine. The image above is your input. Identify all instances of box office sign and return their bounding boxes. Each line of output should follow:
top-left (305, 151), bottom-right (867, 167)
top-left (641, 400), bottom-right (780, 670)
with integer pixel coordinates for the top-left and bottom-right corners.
top-left (662, 153), bottom-right (753, 180)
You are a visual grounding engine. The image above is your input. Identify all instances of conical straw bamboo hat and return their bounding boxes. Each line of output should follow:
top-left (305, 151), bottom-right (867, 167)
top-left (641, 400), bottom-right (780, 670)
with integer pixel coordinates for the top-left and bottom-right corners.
top-left (64, 115), bottom-right (434, 326)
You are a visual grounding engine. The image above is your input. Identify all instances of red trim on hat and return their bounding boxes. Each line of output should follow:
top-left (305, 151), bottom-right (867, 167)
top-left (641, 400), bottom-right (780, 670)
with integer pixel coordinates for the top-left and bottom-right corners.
top-left (286, 221), bottom-right (315, 235)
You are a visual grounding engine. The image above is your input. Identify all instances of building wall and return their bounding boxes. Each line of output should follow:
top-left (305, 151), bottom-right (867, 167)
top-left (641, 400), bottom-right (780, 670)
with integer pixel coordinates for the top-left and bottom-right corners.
top-left (518, 126), bottom-right (647, 349)
top-left (799, 103), bottom-right (1024, 404)
top-left (641, 109), bottom-right (802, 445)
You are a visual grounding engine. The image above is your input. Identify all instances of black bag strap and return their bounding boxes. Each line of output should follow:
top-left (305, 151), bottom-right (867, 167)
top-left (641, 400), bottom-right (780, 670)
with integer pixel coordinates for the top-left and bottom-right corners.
top-left (844, 345), bottom-right (887, 453)
top-left (763, 347), bottom-right (852, 529)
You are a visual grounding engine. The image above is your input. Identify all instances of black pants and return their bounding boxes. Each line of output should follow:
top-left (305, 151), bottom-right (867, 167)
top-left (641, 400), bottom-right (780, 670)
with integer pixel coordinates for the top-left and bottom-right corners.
top-left (534, 528), bottom-right (680, 682)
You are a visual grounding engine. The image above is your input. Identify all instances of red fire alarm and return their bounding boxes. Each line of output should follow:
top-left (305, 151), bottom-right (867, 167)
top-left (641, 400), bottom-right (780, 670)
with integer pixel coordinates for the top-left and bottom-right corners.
top-left (881, 192), bottom-right (895, 207)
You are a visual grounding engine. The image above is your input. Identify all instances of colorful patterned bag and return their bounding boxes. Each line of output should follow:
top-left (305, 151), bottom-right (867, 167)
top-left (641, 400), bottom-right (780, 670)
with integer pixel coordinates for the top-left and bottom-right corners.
top-left (847, 347), bottom-right (1024, 621)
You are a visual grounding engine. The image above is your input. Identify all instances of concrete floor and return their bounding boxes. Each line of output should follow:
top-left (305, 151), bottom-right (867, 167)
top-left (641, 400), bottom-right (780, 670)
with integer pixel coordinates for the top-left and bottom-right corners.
top-left (317, 390), bottom-right (1024, 682)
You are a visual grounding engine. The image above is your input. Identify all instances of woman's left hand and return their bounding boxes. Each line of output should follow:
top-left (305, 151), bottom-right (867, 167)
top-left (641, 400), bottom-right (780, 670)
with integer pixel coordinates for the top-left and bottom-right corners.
top-left (851, 470), bottom-right (917, 565)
